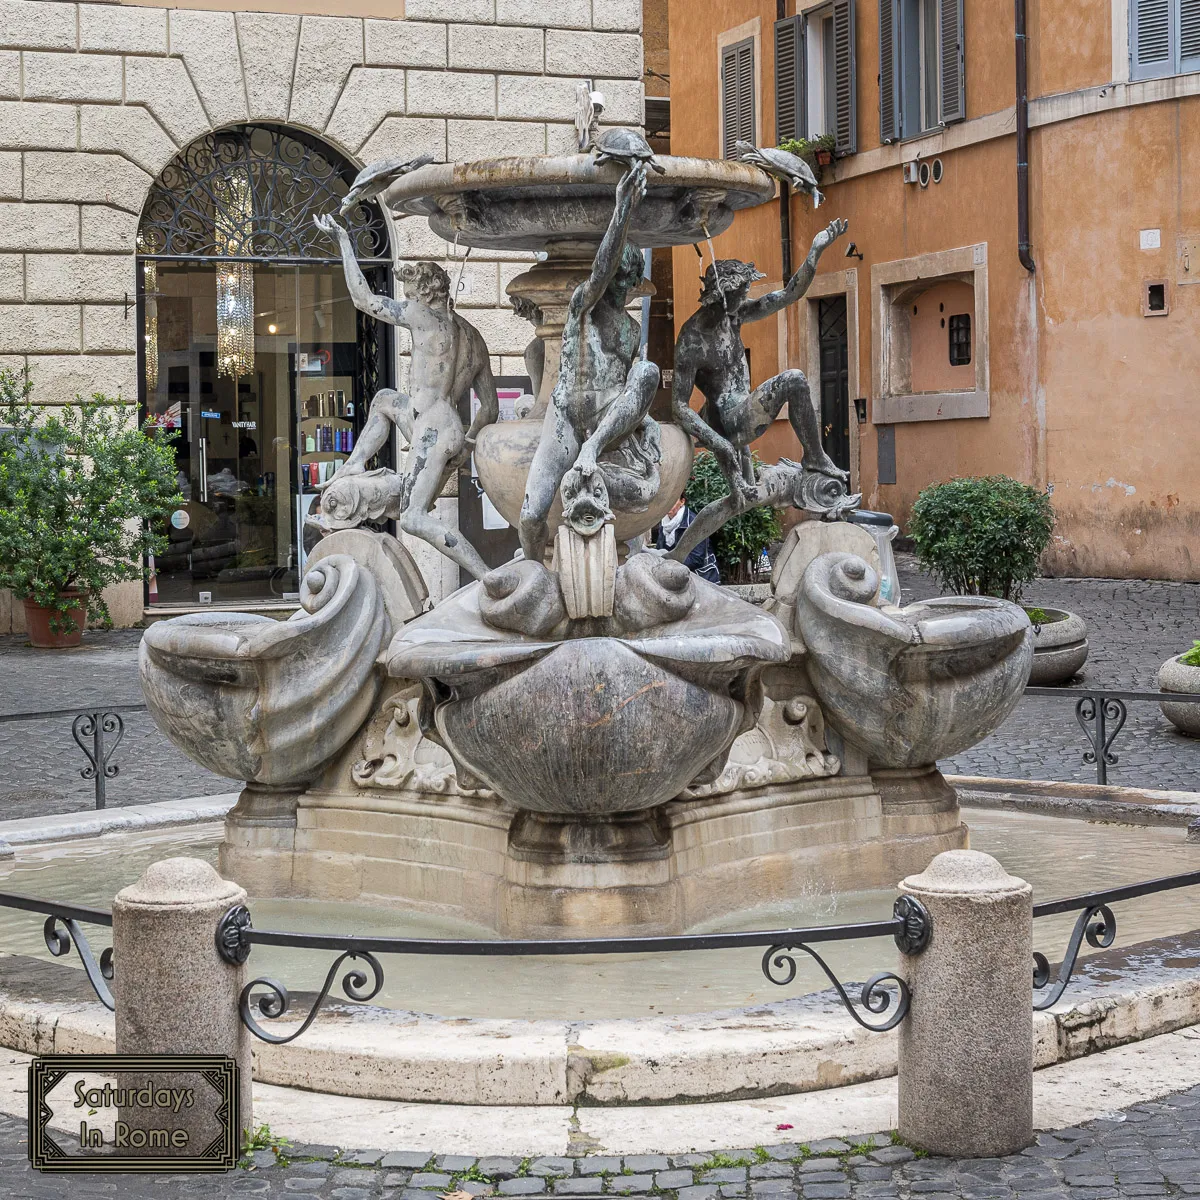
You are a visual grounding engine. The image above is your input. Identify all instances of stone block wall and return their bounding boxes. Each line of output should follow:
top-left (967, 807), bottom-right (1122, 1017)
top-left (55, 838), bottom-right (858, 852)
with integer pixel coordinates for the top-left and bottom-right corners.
top-left (0, 0), bottom-right (646, 629)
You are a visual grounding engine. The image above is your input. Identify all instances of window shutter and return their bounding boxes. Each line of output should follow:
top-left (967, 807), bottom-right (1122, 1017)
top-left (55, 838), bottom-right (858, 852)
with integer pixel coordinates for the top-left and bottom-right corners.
top-left (774, 15), bottom-right (805, 145)
top-left (736, 39), bottom-right (756, 145)
top-left (1131, 0), bottom-right (1172, 80)
top-left (1181, 0), bottom-right (1200, 71)
top-left (722, 43), bottom-right (739, 157)
top-left (832, 0), bottom-right (857, 154)
top-left (879, 0), bottom-right (900, 143)
top-left (722, 38), bottom-right (756, 156)
top-left (938, 0), bottom-right (966, 124)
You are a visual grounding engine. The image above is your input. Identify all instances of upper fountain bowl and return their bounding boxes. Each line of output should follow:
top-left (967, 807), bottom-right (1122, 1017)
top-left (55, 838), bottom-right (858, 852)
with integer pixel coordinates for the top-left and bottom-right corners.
top-left (382, 154), bottom-right (777, 253)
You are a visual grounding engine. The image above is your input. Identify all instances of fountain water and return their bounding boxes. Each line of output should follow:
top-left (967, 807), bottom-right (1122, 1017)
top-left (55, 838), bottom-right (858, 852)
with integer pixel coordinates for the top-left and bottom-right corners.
top-left (139, 127), bottom-right (1033, 937)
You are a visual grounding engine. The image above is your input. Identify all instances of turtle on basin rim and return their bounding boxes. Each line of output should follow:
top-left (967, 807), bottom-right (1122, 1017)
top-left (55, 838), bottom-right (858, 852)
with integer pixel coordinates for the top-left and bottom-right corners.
top-left (592, 127), bottom-right (667, 175)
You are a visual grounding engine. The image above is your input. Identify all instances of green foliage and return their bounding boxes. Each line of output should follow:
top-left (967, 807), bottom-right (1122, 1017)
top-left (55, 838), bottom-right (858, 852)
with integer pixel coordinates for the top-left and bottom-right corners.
top-left (1181, 640), bottom-right (1200, 667)
top-left (777, 134), bottom-right (837, 168)
top-left (684, 450), bottom-right (782, 584)
top-left (908, 474), bottom-right (1054, 603)
top-left (240, 1122), bottom-right (292, 1167)
top-left (701, 1153), bottom-right (752, 1170)
top-left (0, 368), bottom-right (182, 631)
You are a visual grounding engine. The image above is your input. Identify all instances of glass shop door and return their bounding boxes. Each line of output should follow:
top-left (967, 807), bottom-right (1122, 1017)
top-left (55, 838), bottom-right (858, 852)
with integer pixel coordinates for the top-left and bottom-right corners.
top-left (141, 260), bottom-right (385, 607)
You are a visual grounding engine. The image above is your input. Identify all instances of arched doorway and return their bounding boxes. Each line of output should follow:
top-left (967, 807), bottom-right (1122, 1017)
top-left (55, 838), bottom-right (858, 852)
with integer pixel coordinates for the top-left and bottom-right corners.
top-left (137, 124), bottom-right (392, 608)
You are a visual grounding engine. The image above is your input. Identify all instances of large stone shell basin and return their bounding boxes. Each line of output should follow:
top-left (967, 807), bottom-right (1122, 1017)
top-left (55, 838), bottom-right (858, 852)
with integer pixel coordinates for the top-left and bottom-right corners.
top-left (474, 419), bottom-right (693, 542)
top-left (433, 639), bottom-right (744, 815)
top-left (383, 154), bottom-right (776, 252)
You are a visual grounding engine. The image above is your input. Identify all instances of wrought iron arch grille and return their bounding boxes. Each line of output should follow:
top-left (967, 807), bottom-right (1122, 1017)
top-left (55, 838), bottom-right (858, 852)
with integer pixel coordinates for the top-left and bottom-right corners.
top-left (137, 124), bottom-right (388, 263)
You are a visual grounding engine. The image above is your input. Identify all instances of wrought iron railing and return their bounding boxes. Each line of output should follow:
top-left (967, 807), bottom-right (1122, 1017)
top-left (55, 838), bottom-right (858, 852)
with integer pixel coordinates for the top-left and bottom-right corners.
top-left (4, 867), bottom-right (1200, 1038)
top-left (0, 891), bottom-right (114, 1010)
top-left (1031, 867), bottom-right (1200, 1010)
top-left (1023, 686), bottom-right (1200, 786)
top-left (0, 888), bottom-right (931, 1041)
top-left (213, 896), bottom-right (932, 1044)
top-left (0, 704), bottom-right (146, 809)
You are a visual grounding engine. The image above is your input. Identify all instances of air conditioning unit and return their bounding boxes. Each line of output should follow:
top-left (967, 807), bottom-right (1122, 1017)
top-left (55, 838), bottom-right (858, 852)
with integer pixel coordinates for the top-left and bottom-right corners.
top-left (902, 160), bottom-right (920, 184)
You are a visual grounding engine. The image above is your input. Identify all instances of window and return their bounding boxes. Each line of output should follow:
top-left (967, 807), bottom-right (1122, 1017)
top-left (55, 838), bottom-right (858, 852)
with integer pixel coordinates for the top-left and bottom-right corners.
top-left (879, 0), bottom-right (964, 143)
top-left (948, 313), bottom-right (971, 365)
top-left (871, 247), bottom-right (988, 424)
top-left (775, 4), bottom-right (857, 154)
top-left (721, 37), bottom-right (756, 157)
top-left (1131, 0), bottom-right (1200, 81)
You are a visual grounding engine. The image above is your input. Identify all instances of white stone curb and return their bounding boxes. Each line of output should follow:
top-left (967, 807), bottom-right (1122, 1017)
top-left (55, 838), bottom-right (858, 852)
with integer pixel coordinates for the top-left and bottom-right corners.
top-left (0, 794), bottom-right (238, 858)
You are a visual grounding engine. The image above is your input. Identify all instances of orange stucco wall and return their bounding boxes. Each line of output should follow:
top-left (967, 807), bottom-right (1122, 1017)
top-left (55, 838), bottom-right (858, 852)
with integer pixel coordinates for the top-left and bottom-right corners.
top-left (669, 0), bottom-right (1200, 580)
top-left (909, 280), bottom-right (976, 393)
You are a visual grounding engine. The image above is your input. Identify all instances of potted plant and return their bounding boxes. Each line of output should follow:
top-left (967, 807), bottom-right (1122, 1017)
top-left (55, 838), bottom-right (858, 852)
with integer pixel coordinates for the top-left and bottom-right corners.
top-left (1158, 640), bottom-right (1200, 736)
top-left (812, 133), bottom-right (837, 166)
top-left (778, 134), bottom-right (837, 177)
top-left (909, 474), bottom-right (1087, 684)
top-left (684, 449), bottom-right (781, 586)
top-left (0, 368), bottom-right (182, 648)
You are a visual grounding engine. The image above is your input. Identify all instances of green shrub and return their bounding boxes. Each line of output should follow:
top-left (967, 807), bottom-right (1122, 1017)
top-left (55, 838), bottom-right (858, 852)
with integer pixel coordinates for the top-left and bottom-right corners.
top-left (0, 367), bottom-right (182, 630)
top-left (684, 450), bottom-right (782, 584)
top-left (908, 474), bottom-right (1054, 603)
top-left (1181, 640), bottom-right (1200, 668)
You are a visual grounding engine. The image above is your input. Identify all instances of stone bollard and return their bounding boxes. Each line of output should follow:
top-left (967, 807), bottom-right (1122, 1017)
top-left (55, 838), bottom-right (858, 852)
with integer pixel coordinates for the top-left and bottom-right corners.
top-left (898, 849), bottom-right (1033, 1158)
top-left (112, 858), bottom-right (252, 1147)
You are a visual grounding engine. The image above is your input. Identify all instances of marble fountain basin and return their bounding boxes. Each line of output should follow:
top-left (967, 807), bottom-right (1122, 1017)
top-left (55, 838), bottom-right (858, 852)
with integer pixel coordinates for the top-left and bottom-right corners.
top-left (386, 566), bottom-right (791, 814)
top-left (473, 418), bottom-right (693, 543)
top-left (383, 154), bottom-right (777, 252)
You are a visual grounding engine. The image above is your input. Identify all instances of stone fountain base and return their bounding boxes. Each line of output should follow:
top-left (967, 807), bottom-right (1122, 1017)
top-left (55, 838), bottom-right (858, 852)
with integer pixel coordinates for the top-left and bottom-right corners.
top-left (219, 771), bottom-right (965, 938)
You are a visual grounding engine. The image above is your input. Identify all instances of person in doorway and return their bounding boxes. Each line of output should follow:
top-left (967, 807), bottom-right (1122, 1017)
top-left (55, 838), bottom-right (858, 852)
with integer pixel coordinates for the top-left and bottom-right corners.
top-left (655, 494), bottom-right (720, 584)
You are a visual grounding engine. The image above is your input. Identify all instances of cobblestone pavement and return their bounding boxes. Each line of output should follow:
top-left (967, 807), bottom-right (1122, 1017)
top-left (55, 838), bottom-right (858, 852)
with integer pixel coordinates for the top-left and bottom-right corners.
top-left (4, 1084), bottom-right (1200, 1198)
top-left (0, 629), bottom-right (236, 818)
top-left (0, 565), bottom-right (1198, 819)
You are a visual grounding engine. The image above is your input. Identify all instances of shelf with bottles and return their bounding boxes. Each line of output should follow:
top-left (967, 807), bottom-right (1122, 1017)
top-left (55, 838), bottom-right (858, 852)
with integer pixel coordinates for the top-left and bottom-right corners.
top-left (300, 456), bottom-right (346, 489)
top-left (300, 388), bottom-right (355, 422)
top-left (301, 422), bottom-right (356, 455)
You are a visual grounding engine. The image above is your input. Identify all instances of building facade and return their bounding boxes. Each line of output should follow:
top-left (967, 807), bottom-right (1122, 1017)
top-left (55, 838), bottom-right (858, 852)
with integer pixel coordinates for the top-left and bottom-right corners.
top-left (670, 0), bottom-right (1199, 580)
top-left (0, 0), bottom-right (647, 628)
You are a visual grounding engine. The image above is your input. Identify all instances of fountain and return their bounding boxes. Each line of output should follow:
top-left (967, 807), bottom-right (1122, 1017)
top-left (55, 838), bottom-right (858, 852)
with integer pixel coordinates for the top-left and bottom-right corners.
top-left (140, 122), bottom-right (1033, 937)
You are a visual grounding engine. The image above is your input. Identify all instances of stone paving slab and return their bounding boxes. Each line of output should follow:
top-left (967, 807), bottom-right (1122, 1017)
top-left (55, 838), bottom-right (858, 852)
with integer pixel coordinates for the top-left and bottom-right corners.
top-left (3, 1084), bottom-right (1200, 1198)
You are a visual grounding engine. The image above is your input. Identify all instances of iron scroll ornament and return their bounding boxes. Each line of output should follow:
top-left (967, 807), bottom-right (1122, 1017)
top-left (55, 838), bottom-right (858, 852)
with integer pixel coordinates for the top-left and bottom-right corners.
top-left (1074, 696), bottom-right (1126, 785)
top-left (43, 916), bottom-right (114, 1011)
top-left (760, 899), bottom-right (929, 1033)
top-left (72, 711), bottom-right (124, 809)
top-left (216, 905), bottom-right (385, 1044)
top-left (238, 954), bottom-right (386, 1045)
top-left (1032, 903), bottom-right (1116, 1010)
top-left (137, 124), bottom-right (389, 263)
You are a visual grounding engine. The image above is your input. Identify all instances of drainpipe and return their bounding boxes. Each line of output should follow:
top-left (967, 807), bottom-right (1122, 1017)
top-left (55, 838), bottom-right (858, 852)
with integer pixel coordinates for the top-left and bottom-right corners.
top-left (777, 0), bottom-right (793, 280)
top-left (1015, 0), bottom-right (1035, 272)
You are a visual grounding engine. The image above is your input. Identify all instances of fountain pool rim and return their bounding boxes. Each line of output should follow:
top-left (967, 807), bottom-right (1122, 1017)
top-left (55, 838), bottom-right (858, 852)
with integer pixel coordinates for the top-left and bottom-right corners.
top-left (0, 791), bottom-right (1199, 1106)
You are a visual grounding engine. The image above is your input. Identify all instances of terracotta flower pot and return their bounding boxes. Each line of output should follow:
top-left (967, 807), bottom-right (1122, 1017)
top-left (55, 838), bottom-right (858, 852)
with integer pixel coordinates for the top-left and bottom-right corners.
top-left (816, 149), bottom-right (834, 166)
top-left (23, 591), bottom-right (86, 649)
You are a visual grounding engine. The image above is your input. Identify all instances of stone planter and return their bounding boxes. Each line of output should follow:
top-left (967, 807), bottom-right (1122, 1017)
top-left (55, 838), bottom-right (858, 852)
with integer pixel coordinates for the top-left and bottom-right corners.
top-left (1025, 607), bottom-right (1088, 684)
top-left (22, 591), bottom-right (86, 649)
top-left (1158, 655), bottom-right (1200, 737)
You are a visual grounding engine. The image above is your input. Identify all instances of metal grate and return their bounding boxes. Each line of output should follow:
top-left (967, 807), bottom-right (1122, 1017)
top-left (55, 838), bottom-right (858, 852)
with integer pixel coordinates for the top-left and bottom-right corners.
top-left (137, 124), bottom-right (389, 263)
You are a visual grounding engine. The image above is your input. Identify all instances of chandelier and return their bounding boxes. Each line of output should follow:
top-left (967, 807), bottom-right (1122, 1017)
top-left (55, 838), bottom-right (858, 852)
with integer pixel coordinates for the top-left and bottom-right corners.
top-left (143, 260), bottom-right (159, 391)
top-left (214, 173), bottom-right (255, 380)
